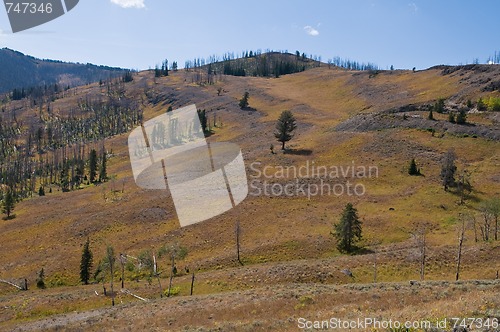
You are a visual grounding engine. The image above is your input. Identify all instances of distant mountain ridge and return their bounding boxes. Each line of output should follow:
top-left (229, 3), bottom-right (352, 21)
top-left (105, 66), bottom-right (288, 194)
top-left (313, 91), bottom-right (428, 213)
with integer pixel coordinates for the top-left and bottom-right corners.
top-left (0, 48), bottom-right (127, 94)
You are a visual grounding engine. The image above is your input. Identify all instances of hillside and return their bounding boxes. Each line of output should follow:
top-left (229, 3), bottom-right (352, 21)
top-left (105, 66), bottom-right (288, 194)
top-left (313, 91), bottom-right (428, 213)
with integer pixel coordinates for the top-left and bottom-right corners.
top-left (0, 60), bottom-right (499, 330)
top-left (0, 48), bottom-right (126, 94)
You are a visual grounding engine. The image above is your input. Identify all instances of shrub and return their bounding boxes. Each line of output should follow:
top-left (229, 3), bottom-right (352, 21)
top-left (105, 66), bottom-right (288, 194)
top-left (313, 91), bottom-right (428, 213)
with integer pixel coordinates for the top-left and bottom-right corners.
top-left (239, 92), bottom-right (249, 109)
top-left (163, 286), bottom-right (181, 297)
top-left (487, 97), bottom-right (500, 112)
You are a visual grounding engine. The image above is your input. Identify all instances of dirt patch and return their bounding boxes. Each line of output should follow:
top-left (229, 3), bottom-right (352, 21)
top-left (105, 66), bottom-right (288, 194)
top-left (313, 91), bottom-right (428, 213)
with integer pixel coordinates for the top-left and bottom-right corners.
top-left (336, 110), bottom-right (500, 141)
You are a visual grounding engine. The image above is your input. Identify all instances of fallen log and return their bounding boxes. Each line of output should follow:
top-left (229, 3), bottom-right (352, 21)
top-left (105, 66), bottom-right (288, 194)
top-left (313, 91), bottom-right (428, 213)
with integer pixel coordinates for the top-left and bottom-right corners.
top-left (120, 288), bottom-right (149, 302)
top-left (0, 279), bottom-right (23, 290)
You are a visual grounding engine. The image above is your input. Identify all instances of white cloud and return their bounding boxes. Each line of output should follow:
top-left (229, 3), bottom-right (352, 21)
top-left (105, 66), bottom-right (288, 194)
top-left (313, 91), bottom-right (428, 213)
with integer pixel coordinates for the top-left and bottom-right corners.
top-left (408, 2), bottom-right (418, 13)
top-left (110, 0), bottom-right (145, 9)
top-left (304, 25), bottom-right (319, 36)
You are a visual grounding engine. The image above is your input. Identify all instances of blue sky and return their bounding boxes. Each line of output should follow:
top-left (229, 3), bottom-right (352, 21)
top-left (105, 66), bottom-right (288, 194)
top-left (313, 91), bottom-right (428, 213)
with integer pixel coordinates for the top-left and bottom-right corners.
top-left (0, 0), bottom-right (499, 70)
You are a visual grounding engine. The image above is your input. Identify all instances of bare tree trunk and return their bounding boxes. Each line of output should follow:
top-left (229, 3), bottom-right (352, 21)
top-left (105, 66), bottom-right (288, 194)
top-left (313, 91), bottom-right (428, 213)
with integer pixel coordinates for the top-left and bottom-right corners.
top-left (473, 217), bottom-right (478, 243)
top-left (120, 254), bottom-right (125, 289)
top-left (456, 217), bottom-right (466, 281)
top-left (420, 232), bottom-right (426, 281)
top-left (167, 255), bottom-right (174, 297)
top-left (495, 216), bottom-right (498, 241)
top-left (236, 220), bottom-right (243, 265)
top-left (190, 273), bottom-right (195, 295)
top-left (110, 265), bottom-right (115, 306)
top-left (153, 254), bottom-right (163, 298)
top-left (156, 275), bottom-right (163, 298)
top-left (411, 229), bottom-right (427, 281)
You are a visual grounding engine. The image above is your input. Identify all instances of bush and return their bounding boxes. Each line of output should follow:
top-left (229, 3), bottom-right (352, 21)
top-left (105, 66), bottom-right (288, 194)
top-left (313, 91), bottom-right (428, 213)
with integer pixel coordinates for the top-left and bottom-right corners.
top-left (487, 97), bottom-right (500, 112)
top-left (239, 92), bottom-right (249, 109)
top-left (163, 286), bottom-right (181, 297)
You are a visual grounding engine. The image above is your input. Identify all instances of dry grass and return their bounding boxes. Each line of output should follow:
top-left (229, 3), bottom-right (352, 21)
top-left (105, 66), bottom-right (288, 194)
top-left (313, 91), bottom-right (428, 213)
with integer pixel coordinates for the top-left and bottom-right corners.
top-left (0, 66), bottom-right (499, 330)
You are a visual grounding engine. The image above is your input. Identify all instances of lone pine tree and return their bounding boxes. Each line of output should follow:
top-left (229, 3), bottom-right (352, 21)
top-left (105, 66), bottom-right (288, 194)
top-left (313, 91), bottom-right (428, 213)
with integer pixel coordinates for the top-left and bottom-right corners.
top-left (274, 110), bottom-right (297, 150)
top-left (80, 238), bottom-right (93, 285)
top-left (332, 203), bottom-right (362, 253)
top-left (408, 158), bottom-right (421, 176)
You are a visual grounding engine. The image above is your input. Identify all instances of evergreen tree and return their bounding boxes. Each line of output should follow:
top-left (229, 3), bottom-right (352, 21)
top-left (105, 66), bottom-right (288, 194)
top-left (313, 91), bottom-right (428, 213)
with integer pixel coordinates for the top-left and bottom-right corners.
top-left (239, 92), bottom-right (249, 109)
top-left (80, 238), bottom-right (93, 285)
top-left (154, 65), bottom-right (161, 78)
top-left (440, 149), bottom-right (457, 191)
top-left (122, 71), bottom-right (133, 83)
top-left (434, 98), bottom-right (445, 113)
top-left (75, 159), bottom-right (85, 186)
top-left (36, 268), bottom-right (46, 289)
top-left (408, 158), bottom-right (421, 176)
top-left (332, 203), bottom-right (362, 253)
top-left (163, 59), bottom-right (169, 76)
top-left (2, 189), bottom-right (15, 218)
top-left (456, 109), bottom-right (467, 124)
top-left (428, 108), bottom-right (434, 120)
top-left (60, 162), bottom-right (70, 192)
top-left (89, 149), bottom-right (98, 183)
top-left (100, 151), bottom-right (107, 182)
top-left (477, 97), bottom-right (486, 111)
top-left (274, 110), bottom-right (297, 150)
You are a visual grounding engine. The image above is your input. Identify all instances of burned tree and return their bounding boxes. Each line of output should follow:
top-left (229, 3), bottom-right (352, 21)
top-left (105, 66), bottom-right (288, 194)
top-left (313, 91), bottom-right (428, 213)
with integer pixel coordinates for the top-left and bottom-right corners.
top-left (158, 243), bottom-right (187, 297)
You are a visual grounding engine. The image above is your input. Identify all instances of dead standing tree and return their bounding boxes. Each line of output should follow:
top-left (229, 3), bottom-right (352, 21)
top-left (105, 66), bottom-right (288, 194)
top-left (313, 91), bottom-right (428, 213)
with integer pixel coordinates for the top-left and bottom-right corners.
top-left (103, 245), bottom-right (116, 306)
top-left (138, 250), bottom-right (163, 298)
top-left (159, 243), bottom-right (187, 297)
top-left (411, 227), bottom-right (428, 281)
top-left (236, 220), bottom-right (243, 265)
top-left (456, 214), bottom-right (467, 281)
